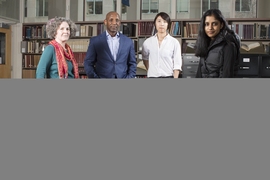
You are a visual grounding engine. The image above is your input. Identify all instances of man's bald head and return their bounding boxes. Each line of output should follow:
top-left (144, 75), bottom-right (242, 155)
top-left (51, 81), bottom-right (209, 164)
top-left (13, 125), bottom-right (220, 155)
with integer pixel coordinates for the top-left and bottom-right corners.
top-left (104, 11), bottom-right (121, 37)
top-left (106, 11), bottom-right (121, 21)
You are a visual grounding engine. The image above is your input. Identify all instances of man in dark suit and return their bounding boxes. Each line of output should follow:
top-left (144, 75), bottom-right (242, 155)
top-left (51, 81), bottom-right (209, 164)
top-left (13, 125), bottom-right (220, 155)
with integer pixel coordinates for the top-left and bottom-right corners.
top-left (84, 11), bottom-right (137, 78)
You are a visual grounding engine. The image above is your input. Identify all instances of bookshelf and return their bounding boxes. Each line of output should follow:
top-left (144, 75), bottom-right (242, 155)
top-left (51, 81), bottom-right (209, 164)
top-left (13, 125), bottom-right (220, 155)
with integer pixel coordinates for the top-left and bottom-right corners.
top-left (20, 18), bottom-right (270, 78)
top-left (227, 18), bottom-right (270, 78)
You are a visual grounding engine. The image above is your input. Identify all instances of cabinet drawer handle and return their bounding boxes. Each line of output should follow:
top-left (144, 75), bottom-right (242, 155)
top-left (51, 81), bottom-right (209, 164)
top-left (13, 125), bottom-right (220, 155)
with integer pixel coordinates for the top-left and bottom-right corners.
top-left (189, 61), bottom-right (199, 63)
top-left (240, 67), bottom-right (249, 70)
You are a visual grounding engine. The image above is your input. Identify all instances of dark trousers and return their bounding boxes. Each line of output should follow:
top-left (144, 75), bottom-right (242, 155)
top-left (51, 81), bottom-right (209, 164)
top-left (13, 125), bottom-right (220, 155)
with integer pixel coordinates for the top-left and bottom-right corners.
top-left (148, 76), bottom-right (174, 78)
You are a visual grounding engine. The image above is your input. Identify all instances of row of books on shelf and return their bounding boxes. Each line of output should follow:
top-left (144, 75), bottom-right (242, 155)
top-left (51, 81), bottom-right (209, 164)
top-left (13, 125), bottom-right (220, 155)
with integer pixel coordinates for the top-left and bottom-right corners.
top-left (23, 25), bottom-right (48, 39)
top-left (76, 21), bottom-right (183, 38)
top-left (121, 23), bottom-right (137, 37)
top-left (231, 23), bottom-right (270, 40)
top-left (23, 23), bottom-right (105, 39)
top-left (22, 21), bottom-right (193, 40)
top-left (21, 21), bottom-right (270, 41)
top-left (170, 21), bottom-right (182, 36)
top-left (137, 21), bottom-right (182, 36)
top-left (21, 40), bottom-right (48, 53)
top-left (182, 22), bottom-right (270, 40)
top-left (23, 54), bottom-right (41, 68)
top-left (67, 39), bottom-right (89, 52)
top-left (121, 22), bottom-right (270, 39)
top-left (137, 22), bottom-right (154, 36)
top-left (73, 52), bottom-right (86, 67)
top-left (21, 39), bottom-right (89, 54)
top-left (183, 22), bottom-right (200, 38)
top-left (75, 24), bottom-right (105, 37)
top-left (76, 24), bottom-right (94, 37)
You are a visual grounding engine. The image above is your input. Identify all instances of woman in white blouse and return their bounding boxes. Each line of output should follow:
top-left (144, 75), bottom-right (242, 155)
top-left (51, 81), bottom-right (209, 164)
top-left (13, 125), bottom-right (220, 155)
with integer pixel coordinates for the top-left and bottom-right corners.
top-left (142, 12), bottom-right (182, 78)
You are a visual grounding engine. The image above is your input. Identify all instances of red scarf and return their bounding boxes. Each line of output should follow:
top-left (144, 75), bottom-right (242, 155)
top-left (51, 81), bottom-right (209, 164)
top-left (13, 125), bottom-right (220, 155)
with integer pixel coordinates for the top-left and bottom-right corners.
top-left (49, 40), bottom-right (79, 79)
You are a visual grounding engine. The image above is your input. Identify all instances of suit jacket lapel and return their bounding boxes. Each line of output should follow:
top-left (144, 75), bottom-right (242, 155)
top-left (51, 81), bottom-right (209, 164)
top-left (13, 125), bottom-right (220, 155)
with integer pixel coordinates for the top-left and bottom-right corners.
top-left (116, 34), bottom-right (123, 60)
top-left (101, 32), bottom-right (114, 61)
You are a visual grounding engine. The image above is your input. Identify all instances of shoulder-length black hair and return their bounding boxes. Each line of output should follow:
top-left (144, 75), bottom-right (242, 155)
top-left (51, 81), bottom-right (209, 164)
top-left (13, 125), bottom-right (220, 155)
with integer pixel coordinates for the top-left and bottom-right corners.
top-left (153, 12), bottom-right (172, 33)
top-left (194, 9), bottom-right (233, 57)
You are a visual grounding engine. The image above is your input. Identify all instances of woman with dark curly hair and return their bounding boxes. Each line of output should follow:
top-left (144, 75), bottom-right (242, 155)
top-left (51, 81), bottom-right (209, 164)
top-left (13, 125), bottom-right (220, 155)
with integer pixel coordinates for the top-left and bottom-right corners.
top-left (36, 17), bottom-right (79, 79)
top-left (195, 9), bottom-right (240, 78)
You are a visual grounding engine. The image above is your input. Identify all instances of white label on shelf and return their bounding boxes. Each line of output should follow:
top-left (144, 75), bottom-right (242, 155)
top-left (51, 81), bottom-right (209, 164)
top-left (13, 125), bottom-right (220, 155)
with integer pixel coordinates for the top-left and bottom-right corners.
top-left (243, 58), bottom-right (250, 62)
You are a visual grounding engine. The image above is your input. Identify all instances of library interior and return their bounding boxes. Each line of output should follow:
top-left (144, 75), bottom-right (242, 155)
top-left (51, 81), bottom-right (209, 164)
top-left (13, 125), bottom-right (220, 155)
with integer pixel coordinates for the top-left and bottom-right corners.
top-left (0, 0), bottom-right (270, 78)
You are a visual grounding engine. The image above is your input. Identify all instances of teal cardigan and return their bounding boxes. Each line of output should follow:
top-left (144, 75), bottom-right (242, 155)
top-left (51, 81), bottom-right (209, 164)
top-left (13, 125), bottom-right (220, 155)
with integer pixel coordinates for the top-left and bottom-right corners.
top-left (36, 45), bottom-right (75, 79)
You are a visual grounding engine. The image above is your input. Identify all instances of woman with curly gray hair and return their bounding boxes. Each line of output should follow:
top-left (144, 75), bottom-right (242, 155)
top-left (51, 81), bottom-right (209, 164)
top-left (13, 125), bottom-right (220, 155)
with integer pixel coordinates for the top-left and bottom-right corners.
top-left (36, 17), bottom-right (79, 79)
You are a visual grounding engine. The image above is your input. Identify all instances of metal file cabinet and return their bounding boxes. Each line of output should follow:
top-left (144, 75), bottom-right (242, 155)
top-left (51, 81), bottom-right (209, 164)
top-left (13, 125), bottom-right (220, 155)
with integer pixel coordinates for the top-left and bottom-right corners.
top-left (182, 54), bottom-right (200, 78)
top-left (236, 54), bottom-right (260, 78)
top-left (236, 54), bottom-right (270, 78)
top-left (182, 53), bottom-right (270, 78)
top-left (260, 55), bottom-right (270, 77)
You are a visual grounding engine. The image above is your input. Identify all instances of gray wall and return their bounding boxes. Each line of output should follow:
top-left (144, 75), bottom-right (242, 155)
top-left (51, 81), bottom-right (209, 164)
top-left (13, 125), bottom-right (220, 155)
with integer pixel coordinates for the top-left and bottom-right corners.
top-left (70, 0), bottom-right (79, 21)
top-left (257, 0), bottom-right (270, 18)
top-left (48, 0), bottom-right (66, 19)
top-left (0, 0), bottom-right (20, 21)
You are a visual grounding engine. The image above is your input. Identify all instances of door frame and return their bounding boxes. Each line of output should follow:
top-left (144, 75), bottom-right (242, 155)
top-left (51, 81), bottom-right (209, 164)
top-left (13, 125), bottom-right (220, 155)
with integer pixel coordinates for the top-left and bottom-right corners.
top-left (0, 27), bottom-right (11, 78)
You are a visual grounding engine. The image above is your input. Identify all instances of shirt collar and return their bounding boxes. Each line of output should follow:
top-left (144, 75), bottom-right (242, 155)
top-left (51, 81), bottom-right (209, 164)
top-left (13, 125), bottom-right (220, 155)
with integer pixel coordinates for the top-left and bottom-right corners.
top-left (106, 30), bottom-right (119, 38)
top-left (154, 33), bottom-right (170, 39)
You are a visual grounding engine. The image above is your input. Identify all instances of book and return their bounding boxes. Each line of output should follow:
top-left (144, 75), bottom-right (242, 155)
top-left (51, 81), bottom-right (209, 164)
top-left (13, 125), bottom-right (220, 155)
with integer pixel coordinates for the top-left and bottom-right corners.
top-left (260, 24), bottom-right (267, 39)
top-left (268, 24), bottom-right (270, 39)
top-left (173, 21), bottom-right (179, 35)
top-left (240, 42), bottom-right (261, 51)
top-left (187, 42), bottom-right (195, 49)
top-left (187, 22), bottom-right (200, 38)
top-left (21, 41), bottom-right (28, 53)
top-left (25, 26), bottom-right (32, 39)
top-left (182, 42), bottom-right (196, 53)
top-left (75, 24), bottom-right (81, 37)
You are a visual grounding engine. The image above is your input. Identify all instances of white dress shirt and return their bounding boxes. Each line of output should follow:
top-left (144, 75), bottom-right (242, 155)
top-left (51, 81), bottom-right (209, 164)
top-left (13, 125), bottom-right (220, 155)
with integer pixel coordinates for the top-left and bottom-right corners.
top-left (142, 34), bottom-right (182, 77)
top-left (106, 30), bottom-right (120, 61)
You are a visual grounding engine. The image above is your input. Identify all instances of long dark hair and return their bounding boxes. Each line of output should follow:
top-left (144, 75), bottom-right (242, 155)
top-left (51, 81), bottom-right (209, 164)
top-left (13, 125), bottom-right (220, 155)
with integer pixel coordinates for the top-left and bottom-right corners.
top-left (153, 12), bottom-right (172, 33)
top-left (194, 9), bottom-right (233, 57)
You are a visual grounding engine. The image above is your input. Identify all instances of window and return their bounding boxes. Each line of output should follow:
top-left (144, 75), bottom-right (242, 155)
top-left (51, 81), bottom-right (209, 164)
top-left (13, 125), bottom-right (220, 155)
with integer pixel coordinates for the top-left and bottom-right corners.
top-left (24, 0), bottom-right (27, 17)
top-left (202, 0), bottom-right (219, 14)
top-left (0, 0), bottom-right (20, 21)
top-left (142, 0), bottom-right (159, 14)
top-left (36, 0), bottom-right (48, 16)
top-left (177, 0), bottom-right (189, 13)
top-left (86, 0), bottom-right (103, 15)
top-left (235, 0), bottom-right (253, 12)
top-left (113, 0), bottom-right (127, 14)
